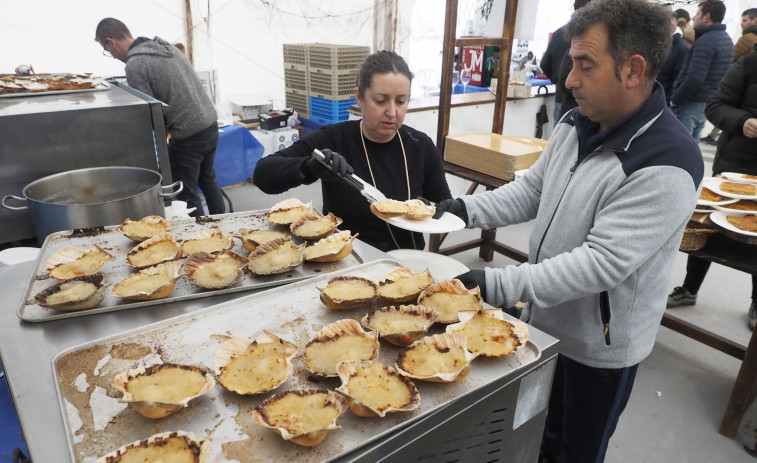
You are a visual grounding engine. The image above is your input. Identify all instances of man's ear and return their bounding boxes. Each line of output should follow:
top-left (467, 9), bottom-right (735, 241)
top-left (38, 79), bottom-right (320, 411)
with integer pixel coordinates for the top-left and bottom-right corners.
top-left (624, 54), bottom-right (647, 89)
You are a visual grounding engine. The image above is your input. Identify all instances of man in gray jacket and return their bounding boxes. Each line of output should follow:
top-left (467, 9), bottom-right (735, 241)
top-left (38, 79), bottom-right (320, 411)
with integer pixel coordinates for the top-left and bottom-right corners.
top-left (95, 18), bottom-right (224, 217)
top-left (435, 1), bottom-right (703, 461)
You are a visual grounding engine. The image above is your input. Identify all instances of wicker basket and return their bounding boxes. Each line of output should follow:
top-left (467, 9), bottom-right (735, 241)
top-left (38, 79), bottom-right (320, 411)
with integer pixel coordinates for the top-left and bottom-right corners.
top-left (679, 227), bottom-right (717, 251)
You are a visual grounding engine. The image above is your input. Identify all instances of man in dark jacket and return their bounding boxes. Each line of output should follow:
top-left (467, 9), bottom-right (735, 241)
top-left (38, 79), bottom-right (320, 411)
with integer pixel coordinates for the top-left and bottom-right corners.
top-left (658, 11), bottom-right (690, 104)
top-left (670, 0), bottom-right (734, 141)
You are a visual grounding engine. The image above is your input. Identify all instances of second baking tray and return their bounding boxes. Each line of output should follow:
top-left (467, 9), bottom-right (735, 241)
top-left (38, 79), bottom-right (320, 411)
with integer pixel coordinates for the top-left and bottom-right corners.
top-left (53, 259), bottom-right (541, 463)
top-left (19, 210), bottom-right (364, 322)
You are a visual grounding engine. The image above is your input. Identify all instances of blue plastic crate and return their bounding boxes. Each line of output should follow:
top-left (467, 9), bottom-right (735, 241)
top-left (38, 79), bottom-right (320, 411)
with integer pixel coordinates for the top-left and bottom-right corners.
top-left (308, 96), bottom-right (355, 125)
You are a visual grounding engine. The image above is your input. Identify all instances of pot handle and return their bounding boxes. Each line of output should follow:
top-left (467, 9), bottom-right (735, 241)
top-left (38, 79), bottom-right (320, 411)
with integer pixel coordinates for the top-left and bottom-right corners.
top-left (1, 195), bottom-right (28, 211)
top-left (158, 180), bottom-right (183, 198)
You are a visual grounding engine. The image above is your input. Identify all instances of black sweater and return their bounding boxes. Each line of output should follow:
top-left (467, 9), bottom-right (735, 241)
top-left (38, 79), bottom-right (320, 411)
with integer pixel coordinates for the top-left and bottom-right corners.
top-left (253, 120), bottom-right (451, 251)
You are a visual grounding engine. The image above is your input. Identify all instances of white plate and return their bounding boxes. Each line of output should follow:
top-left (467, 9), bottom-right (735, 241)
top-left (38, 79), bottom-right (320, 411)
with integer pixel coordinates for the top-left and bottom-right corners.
top-left (721, 172), bottom-right (757, 184)
top-left (387, 249), bottom-right (469, 281)
top-left (694, 207), bottom-right (715, 213)
top-left (381, 211), bottom-right (466, 234)
top-left (711, 201), bottom-right (757, 216)
top-left (704, 179), bottom-right (757, 200)
top-left (710, 211), bottom-right (757, 237)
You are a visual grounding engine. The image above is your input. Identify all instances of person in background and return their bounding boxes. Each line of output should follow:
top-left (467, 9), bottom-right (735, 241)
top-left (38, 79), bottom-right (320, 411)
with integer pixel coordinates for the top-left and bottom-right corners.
top-left (95, 18), bottom-right (224, 218)
top-left (667, 42), bottom-right (757, 329)
top-left (540, 0), bottom-right (593, 125)
top-left (670, 0), bottom-right (734, 142)
top-left (676, 8), bottom-right (695, 47)
top-left (658, 11), bottom-right (690, 105)
top-left (434, 0), bottom-right (702, 461)
top-left (173, 42), bottom-right (186, 55)
top-left (253, 51), bottom-right (451, 252)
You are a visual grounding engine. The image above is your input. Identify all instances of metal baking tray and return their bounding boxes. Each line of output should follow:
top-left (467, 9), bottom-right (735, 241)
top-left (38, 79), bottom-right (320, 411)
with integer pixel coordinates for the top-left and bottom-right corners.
top-left (20, 210), bottom-right (364, 322)
top-left (0, 78), bottom-right (110, 98)
top-left (53, 259), bottom-right (541, 463)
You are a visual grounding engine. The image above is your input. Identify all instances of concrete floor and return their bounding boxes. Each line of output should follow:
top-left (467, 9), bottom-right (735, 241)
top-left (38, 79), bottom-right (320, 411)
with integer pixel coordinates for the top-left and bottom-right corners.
top-left (220, 140), bottom-right (756, 462)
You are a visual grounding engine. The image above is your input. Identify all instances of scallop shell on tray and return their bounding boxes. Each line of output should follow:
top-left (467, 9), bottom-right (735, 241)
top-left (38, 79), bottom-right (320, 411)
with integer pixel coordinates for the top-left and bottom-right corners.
top-left (95, 430), bottom-right (211, 463)
top-left (417, 278), bottom-right (483, 323)
top-left (404, 199), bottom-right (436, 220)
top-left (46, 244), bottom-right (114, 280)
top-left (111, 260), bottom-right (184, 301)
top-left (252, 389), bottom-right (348, 447)
top-left (236, 228), bottom-right (288, 252)
top-left (319, 275), bottom-right (378, 309)
top-left (33, 274), bottom-right (110, 311)
top-left (112, 363), bottom-right (215, 419)
top-left (181, 227), bottom-right (234, 256)
top-left (247, 236), bottom-right (304, 275)
top-left (395, 332), bottom-right (479, 382)
top-left (335, 360), bottom-right (420, 418)
top-left (304, 230), bottom-right (358, 263)
top-left (215, 331), bottom-right (298, 395)
top-left (126, 232), bottom-right (182, 269)
top-left (360, 304), bottom-right (440, 346)
top-left (266, 198), bottom-right (314, 225)
top-left (290, 212), bottom-right (343, 240)
top-left (370, 199), bottom-right (411, 219)
top-left (377, 266), bottom-right (435, 303)
top-left (116, 215), bottom-right (170, 242)
top-left (185, 250), bottom-right (246, 289)
top-left (304, 319), bottom-right (380, 377)
top-left (446, 308), bottom-right (530, 357)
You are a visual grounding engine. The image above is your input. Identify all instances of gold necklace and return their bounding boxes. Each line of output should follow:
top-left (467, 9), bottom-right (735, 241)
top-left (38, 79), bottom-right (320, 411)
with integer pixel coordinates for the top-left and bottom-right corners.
top-left (359, 121), bottom-right (417, 249)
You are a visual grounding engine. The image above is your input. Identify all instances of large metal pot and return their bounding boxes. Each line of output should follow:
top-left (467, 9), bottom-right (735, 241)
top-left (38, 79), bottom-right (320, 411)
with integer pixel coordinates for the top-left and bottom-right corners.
top-left (1, 167), bottom-right (182, 242)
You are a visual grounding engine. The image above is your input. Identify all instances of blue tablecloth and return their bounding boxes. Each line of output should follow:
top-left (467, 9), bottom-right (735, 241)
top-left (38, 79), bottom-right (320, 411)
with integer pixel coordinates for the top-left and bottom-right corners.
top-left (452, 83), bottom-right (490, 94)
top-left (215, 124), bottom-right (264, 187)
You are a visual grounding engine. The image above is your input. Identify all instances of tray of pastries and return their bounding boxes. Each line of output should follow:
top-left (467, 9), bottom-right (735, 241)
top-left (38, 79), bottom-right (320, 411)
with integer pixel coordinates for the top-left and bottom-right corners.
top-left (0, 73), bottom-right (109, 97)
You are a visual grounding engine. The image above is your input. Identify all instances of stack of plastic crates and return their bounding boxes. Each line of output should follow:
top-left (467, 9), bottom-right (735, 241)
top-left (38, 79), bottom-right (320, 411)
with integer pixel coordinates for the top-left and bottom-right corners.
top-left (307, 44), bottom-right (369, 124)
top-left (283, 43), bottom-right (310, 118)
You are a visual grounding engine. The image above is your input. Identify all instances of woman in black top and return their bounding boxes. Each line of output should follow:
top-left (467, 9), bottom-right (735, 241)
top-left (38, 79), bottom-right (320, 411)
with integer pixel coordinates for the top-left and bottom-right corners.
top-left (253, 51), bottom-right (451, 251)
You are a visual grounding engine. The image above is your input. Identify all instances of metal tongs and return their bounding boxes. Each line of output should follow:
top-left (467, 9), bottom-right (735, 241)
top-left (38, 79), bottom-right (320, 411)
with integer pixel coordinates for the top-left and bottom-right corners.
top-left (312, 149), bottom-right (388, 204)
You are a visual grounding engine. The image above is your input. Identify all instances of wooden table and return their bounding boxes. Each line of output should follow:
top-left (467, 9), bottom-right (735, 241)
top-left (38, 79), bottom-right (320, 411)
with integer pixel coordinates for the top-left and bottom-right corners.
top-left (430, 166), bottom-right (757, 438)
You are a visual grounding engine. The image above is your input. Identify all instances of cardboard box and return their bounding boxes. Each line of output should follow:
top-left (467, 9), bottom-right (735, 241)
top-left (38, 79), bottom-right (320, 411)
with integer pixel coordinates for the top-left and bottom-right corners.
top-left (444, 133), bottom-right (548, 180)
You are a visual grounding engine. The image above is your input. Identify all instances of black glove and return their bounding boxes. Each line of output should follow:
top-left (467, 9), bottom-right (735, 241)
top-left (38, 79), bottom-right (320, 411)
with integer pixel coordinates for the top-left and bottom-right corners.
top-left (302, 148), bottom-right (354, 181)
top-left (432, 198), bottom-right (468, 222)
top-left (456, 270), bottom-right (486, 296)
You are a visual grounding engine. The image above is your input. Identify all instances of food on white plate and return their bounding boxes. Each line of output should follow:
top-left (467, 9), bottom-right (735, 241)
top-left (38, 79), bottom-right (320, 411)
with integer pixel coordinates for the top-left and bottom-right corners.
top-left (252, 389), bottom-right (348, 446)
top-left (395, 332), bottom-right (478, 382)
top-left (290, 212), bottom-right (342, 240)
top-left (33, 274), bottom-right (110, 311)
top-left (236, 228), bottom-right (287, 252)
top-left (319, 275), bottom-right (377, 309)
top-left (417, 278), bottom-right (483, 324)
top-left (360, 304), bottom-right (440, 346)
top-left (699, 186), bottom-right (725, 202)
top-left (446, 308), bottom-right (530, 357)
top-left (246, 236), bottom-right (304, 275)
top-left (184, 250), bottom-right (246, 289)
top-left (181, 227), bottom-right (234, 256)
top-left (335, 360), bottom-right (420, 417)
top-left (726, 214), bottom-right (757, 232)
top-left (304, 319), bottom-right (380, 377)
top-left (126, 232), bottom-right (182, 269)
top-left (377, 266), bottom-right (434, 303)
top-left (111, 260), bottom-right (183, 301)
top-left (720, 181), bottom-right (757, 196)
top-left (404, 199), bottom-right (436, 220)
top-left (46, 244), bottom-right (113, 280)
top-left (113, 363), bottom-right (215, 419)
top-left (304, 230), bottom-right (358, 262)
top-left (215, 331), bottom-right (298, 395)
top-left (95, 431), bottom-right (210, 463)
top-left (721, 200), bottom-right (757, 211)
top-left (267, 198), bottom-right (314, 225)
top-left (742, 174), bottom-right (757, 181)
top-left (116, 215), bottom-right (170, 242)
top-left (370, 199), bottom-right (411, 219)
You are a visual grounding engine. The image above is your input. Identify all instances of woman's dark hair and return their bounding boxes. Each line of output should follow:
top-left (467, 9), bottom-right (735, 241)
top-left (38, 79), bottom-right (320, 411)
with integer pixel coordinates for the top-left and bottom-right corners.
top-left (356, 50), bottom-right (414, 96)
top-left (674, 8), bottom-right (690, 23)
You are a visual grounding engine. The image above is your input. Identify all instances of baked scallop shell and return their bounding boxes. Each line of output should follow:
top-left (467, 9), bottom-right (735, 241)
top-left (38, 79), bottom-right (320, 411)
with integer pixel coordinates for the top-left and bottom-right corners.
top-left (95, 431), bottom-right (211, 463)
top-left (447, 309), bottom-right (530, 357)
top-left (247, 236), bottom-right (304, 275)
top-left (335, 360), bottom-right (420, 418)
top-left (181, 227), bottom-right (234, 256)
top-left (267, 198), bottom-right (314, 225)
top-left (116, 215), bottom-right (170, 242)
top-left (236, 228), bottom-right (288, 252)
top-left (185, 250), bottom-right (246, 289)
top-left (46, 245), bottom-right (114, 280)
top-left (215, 331), bottom-right (298, 395)
top-left (252, 389), bottom-right (348, 446)
top-left (377, 267), bottom-right (434, 303)
top-left (126, 232), bottom-right (182, 269)
top-left (369, 199), bottom-right (411, 219)
top-left (304, 230), bottom-right (357, 263)
top-left (404, 199), bottom-right (436, 220)
top-left (395, 332), bottom-right (479, 382)
top-left (360, 305), bottom-right (440, 346)
top-left (304, 319), bottom-right (380, 377)
top-left (113, 363), bottom-right (215, 419)
top-left (417, 279), bottom-right (483, 324)
top-left (33, 274), bottom-right (110, 311)
top-left (319, 275), bottom-right (377, 309)
top-left (290, 212), bottom-right (342, 240)
top-left (111, 260), bottom-right (183, 301)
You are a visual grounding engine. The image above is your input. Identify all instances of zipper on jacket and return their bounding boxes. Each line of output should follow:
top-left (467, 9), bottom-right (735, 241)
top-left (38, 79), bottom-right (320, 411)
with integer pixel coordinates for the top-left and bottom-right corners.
top-left (600, 290), bottom-right (611, 345)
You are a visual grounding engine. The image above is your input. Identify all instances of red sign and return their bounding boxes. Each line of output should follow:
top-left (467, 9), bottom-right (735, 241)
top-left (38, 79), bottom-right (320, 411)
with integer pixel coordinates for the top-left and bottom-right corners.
top-left (461, 46), bottom-right (484, 86)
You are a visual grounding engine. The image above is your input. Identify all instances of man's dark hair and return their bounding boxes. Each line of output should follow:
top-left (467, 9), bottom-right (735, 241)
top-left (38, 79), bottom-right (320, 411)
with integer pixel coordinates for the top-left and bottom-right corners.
top-left (574, 0), bottom-right (592, 11)
top-left (356, 50), bottom-right (413, 97)
top-left (700, 0), bottom-right (726, 24)
top-left (94, 18), bottom-right (132, 46)
top-left (744, 8), bottom-right (757, 20)
top-left (564, 0), bottom-right (670, 82)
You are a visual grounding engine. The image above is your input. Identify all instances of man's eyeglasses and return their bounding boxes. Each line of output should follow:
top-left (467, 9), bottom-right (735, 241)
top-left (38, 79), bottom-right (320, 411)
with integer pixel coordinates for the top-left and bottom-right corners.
top-left (101, 40), bottom-right (113, 58)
